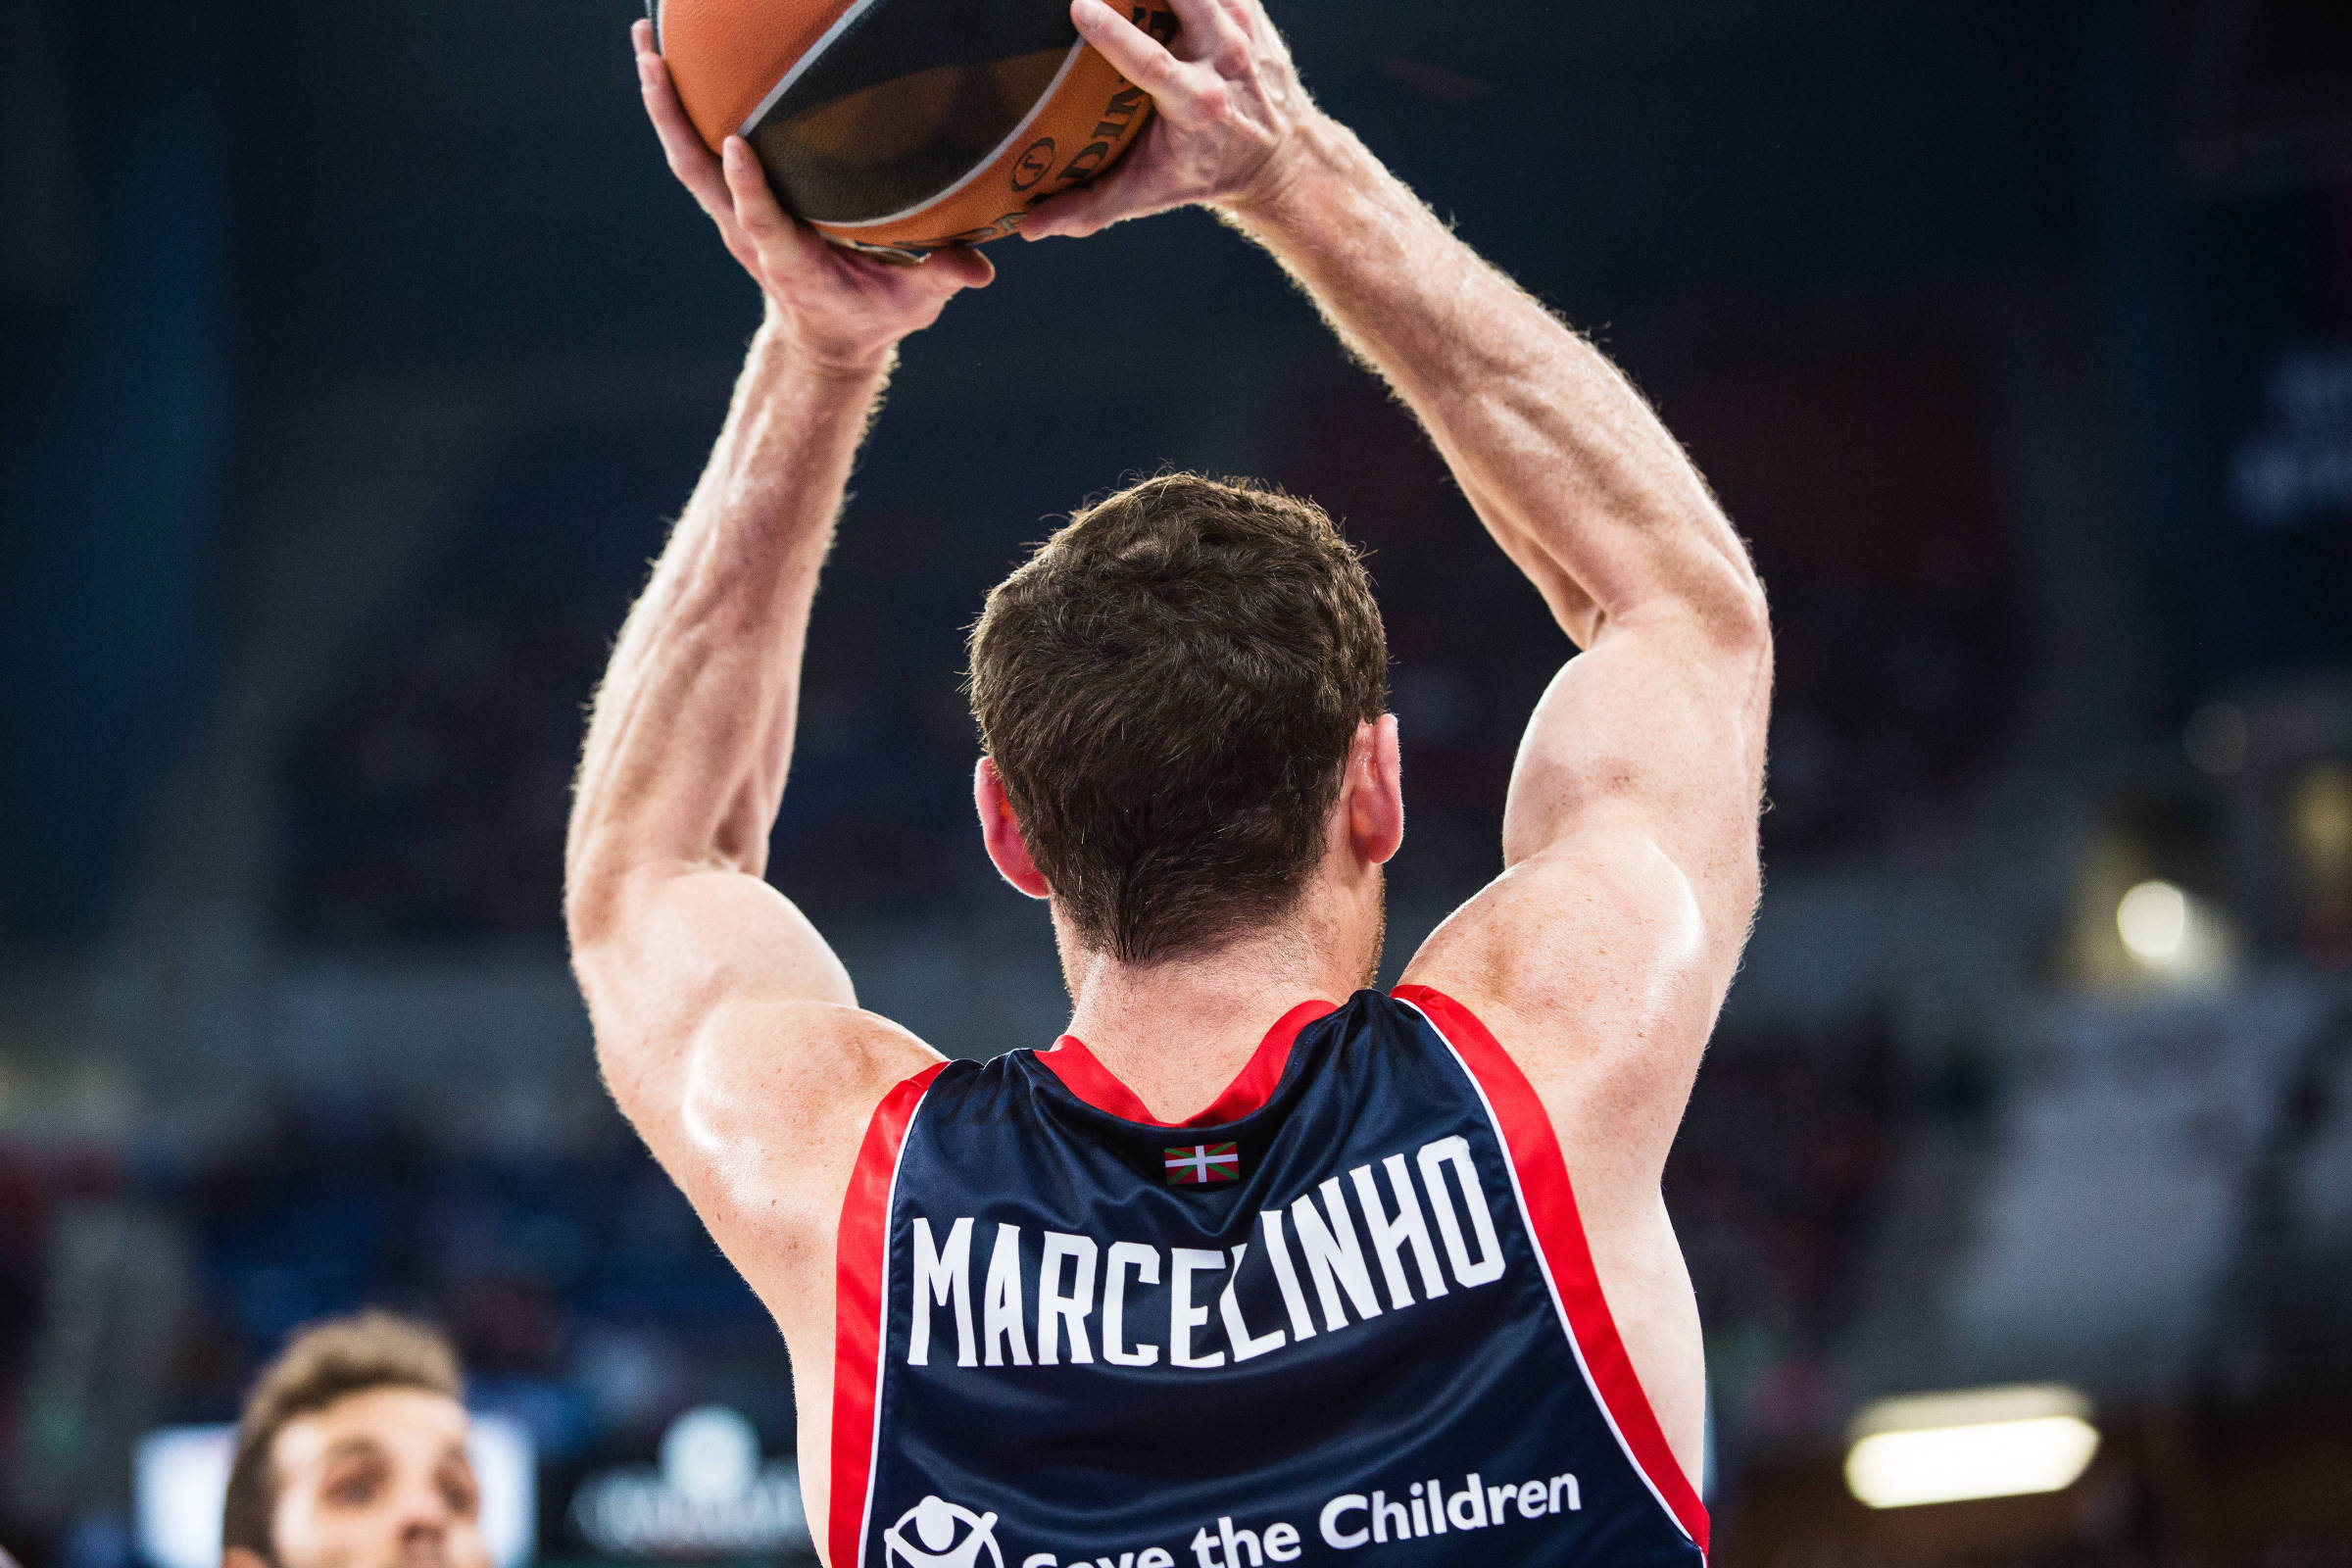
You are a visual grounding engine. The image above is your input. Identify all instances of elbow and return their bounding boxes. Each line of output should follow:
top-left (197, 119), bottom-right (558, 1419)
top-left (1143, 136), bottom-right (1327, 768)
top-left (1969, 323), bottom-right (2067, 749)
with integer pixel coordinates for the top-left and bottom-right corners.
top-left (563, 802), bottom-right (606, 945)
top-left (1712, 564), bottom-right (1772, 657)
top-left (564, 881), bottom-right (617, 964)
top-left (563, 808), bottom-right (663, 956)
top-left (1701, 574), bottom-right (1774, 700)
top-left (1626, 548), bottom-right (1771, 663)
top-left (563, 823), bottom-right (605, 947)
top-left (563, 842), bottom-right (634, 958)
top-left (1655, 567), bottom-right (1769, 668)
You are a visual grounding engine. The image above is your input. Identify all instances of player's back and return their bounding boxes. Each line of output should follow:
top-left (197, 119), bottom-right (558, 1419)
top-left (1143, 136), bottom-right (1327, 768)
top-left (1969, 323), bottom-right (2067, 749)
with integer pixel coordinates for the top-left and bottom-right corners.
top-left (829, 987), bottom-right (1709, 1568)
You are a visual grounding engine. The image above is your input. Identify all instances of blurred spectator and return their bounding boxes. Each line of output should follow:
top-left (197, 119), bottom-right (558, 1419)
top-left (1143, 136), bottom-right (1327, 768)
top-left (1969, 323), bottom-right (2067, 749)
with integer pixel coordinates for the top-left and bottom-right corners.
top-left (221, 1312), bottom-right (487, 1568)
top-left (121, 1095), bottom-right (793, 1549)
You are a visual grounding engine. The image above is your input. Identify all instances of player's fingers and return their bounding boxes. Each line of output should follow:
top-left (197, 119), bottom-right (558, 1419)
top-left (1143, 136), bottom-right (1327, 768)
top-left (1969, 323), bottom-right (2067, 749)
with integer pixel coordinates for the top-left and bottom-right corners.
top-left (925, 245), bottom-right (997, 290)
top-left (1155, 0), bottom-right (1248, 61)
top-left (637, 50), bottom-right (710, 171)
top-left (1017, 186), bottom-right (1103, 240)
top-left (630, 17), bottom-right (654, 55)
top-left (1019, 171), bottom-right (1138, 240)
top-left (1215, 0), bottom-right (1271, 38)
top-left (1070, 0), bottom-right (1207, 116)
top-left (639, 54), bottom-right (739, 224)
top-left (721, 136), bottom-right (825, 270)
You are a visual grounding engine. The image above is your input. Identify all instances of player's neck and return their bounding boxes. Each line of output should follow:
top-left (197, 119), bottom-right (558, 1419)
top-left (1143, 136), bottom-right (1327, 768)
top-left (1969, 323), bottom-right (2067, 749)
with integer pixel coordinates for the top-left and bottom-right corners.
top-left (1054, 881), bottom-right (1378, 1123)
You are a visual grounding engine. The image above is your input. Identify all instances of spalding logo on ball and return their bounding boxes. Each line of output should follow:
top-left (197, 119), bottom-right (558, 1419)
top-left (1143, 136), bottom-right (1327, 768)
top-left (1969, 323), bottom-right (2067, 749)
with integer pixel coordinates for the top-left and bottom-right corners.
top-left (650, 0), bottom-right (1172, 258)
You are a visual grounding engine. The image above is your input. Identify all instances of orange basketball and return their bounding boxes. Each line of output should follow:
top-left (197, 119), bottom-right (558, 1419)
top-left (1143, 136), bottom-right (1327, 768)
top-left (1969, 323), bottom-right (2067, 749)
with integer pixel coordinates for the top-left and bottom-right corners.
top-left (650, 0), bottom-right (1169, 259)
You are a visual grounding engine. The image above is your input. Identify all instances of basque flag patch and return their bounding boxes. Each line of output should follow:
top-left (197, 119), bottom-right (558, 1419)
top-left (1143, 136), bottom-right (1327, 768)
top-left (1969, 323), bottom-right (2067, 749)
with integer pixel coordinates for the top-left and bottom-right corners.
top-left (1163, 1142), bottom-right (1241, 1186)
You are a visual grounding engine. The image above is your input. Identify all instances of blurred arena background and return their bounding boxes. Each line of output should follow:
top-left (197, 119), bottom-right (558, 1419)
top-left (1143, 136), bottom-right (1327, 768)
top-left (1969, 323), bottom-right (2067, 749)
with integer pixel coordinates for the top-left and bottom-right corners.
top-left (3, 0), bottom-right (2351, 1563)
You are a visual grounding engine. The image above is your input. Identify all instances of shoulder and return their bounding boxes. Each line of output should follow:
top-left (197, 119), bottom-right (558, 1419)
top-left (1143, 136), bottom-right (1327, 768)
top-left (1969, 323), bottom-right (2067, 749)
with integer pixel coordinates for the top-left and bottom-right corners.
top-left (1398, 814), bottom-right (1732, 1179)
top-left (685, 1000), bottom-right (942, 1179)
top-left (1404, 812), bottom-right (1719, 1039)
top-left (667, 1002), bottom-right (943, 1300)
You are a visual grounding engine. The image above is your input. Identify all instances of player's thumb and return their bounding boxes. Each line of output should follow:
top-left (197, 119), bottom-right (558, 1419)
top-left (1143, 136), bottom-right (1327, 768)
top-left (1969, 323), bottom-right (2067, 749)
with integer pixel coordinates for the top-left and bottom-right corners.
top-left (1017, 178), bottom-right (1124, 241)
top-left (929, 246), bottom-right (996, 289)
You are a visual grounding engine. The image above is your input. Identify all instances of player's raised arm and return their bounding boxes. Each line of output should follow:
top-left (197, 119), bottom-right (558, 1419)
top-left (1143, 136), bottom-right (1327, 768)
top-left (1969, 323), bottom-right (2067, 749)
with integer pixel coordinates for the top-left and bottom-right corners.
top-left (564, 24), bottom-right (988, 1311)
top-left (1220, 126), bottom-right (1773, 1119)
top-left (1032, 0), bottom-right (1771, 1164)
top-left (1026, 3), bottom-right (1764, 1487)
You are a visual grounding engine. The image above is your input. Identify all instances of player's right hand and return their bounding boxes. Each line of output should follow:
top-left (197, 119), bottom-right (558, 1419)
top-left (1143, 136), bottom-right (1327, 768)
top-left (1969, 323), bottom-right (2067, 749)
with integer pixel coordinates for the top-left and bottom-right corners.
top-left (632, 19), bottom-right (992, 369)
top-left (1019, 0), bottom-right (1329, 241)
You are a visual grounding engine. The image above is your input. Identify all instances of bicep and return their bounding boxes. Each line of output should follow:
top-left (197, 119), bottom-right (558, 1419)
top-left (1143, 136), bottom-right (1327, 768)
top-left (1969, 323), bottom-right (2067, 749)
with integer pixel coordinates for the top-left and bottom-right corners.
top-left (661, 998), bottom-right (935, 1328)
top-left (1402, 612), bottom-right (1767, 1172)
top-left (1500, 612), bottom-right (1769, 919)
top-left (573, 865), bottom-right (858, 1125)
top-left (571, 868), bottom-right (935, 1317)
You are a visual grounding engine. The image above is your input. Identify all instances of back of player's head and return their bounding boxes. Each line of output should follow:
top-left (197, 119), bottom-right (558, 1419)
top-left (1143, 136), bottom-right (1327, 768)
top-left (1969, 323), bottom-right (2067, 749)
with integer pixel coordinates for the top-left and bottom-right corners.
top-left (222, 1310), bottom-right (466, 1564)
top-left (969, 472), bottom-right (1388, 962)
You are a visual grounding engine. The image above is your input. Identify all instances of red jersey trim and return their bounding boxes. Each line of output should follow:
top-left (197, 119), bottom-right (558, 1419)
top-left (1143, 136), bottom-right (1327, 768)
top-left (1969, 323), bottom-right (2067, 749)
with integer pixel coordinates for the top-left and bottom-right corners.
top-left (829, 1060), bottom-right (947, 1568)
top-left (1393, 984), bottom-right (1711, 1555)
top-left (1037, 999), bottom-right (1337, 1128)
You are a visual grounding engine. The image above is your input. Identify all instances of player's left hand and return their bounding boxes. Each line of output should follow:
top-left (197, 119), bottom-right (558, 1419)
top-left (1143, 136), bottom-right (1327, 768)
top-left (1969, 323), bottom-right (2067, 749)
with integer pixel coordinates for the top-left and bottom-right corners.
top-left (1018, 0), bottom-right (1326, 241)
top-left (632, 19), bottom-right (992, 368)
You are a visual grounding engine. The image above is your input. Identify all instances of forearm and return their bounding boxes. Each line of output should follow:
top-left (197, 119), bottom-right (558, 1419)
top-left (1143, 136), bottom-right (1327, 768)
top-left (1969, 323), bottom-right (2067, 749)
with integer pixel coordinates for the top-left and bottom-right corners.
top-left (565, 317), bottom-right (891, 944)
top-left (1224, 121), bottom-right (1763, 647)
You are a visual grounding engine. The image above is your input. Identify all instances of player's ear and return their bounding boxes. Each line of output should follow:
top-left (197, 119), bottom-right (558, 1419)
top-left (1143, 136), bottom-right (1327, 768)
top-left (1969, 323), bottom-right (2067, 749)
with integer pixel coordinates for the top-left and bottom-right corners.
top-left (974, 757), bottom-right (1052, 899)
top-left (1348, 715), bottom-right (1404, 866)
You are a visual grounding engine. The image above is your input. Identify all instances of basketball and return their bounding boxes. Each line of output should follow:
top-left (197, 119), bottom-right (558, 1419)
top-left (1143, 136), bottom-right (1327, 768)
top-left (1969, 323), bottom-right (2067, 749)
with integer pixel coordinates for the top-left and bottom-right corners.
top-left (649, 0), bottom-right (1169, 258)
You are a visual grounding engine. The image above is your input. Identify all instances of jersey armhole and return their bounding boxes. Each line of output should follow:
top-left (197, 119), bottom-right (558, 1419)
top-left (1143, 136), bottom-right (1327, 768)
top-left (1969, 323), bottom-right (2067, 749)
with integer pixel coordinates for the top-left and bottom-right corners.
top-left (829, 1061), bottom-right (947, 1568)
top-left (1391, 983), bottom-right (1711, 1555)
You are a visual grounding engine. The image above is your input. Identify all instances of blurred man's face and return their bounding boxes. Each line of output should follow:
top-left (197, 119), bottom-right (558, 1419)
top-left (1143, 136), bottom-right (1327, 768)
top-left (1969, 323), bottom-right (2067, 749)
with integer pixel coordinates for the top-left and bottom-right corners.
top-left (264, 1389), bottom-right (490, 1568)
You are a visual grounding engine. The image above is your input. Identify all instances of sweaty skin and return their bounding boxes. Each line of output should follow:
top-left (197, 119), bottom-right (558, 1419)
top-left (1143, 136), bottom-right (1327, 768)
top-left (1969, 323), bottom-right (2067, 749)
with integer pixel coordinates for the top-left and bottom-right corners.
top-left (222, 1389), bottom-right (491, 1568)
top-left (568, 6), bottom-right (1770, 1555)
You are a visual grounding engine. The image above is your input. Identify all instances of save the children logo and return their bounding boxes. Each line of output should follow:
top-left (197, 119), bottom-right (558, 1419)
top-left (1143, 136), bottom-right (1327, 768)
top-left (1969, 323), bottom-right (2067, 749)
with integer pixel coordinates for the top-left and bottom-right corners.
top-left (884, 1495), bottom-right (1004, 1568)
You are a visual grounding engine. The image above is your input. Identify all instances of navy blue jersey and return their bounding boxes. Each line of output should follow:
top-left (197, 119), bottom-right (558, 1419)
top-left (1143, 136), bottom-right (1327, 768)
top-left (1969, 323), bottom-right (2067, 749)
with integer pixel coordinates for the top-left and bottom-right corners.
top-left (829, 986), bottom-right (1708, 1568)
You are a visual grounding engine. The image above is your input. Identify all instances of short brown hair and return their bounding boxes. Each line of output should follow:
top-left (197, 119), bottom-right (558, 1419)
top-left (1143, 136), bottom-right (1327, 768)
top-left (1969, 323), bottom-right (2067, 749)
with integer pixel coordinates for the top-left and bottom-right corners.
top-left (222, 1311), bottom-right (465, 1561)
top-left (968, 473), bottom-right (1388, 961)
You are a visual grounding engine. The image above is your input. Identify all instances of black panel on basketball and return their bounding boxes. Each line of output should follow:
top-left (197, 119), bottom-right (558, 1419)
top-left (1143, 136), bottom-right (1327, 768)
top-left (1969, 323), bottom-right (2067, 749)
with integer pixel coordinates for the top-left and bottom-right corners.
top-left (746, 0), bottom-right (1078, 224)
top-left (772, 0), bottom-right (1074, 114)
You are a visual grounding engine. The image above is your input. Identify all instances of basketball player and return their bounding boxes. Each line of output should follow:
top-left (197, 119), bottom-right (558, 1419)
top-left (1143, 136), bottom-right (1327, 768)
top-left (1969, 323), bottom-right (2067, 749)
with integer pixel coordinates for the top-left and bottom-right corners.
top-left (220, 1312), bottom-right (489, 1568)
top-left (575, 0), bottom-right (1770, 1562)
